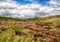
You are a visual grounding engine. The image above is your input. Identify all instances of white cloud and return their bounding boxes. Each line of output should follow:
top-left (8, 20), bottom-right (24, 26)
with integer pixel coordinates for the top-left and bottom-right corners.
top-left (0, 0), bottom-right (13, 2)
top-left (49, 0), bottom-right (60, 15)
top-left (0, 0), bottom-right (59, 18)
top-left (48, 0), bottom-right (58, 7)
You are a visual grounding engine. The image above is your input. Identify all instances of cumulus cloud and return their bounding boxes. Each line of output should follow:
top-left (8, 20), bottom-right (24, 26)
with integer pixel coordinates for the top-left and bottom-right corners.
top-left (49, 0), bottom-right (60, 15)
top-left (0, 0), bottom-right (59, 18)
top-left (48, 0), bottom-right (57, 7)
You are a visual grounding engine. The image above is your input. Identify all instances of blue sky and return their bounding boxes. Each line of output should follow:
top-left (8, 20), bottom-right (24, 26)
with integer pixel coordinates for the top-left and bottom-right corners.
top-left (14, 0), bottom-right (50, 6)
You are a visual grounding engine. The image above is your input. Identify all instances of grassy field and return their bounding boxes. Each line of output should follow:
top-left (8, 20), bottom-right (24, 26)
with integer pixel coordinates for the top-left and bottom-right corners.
top-left (0, 15), bottom-right (60, 42)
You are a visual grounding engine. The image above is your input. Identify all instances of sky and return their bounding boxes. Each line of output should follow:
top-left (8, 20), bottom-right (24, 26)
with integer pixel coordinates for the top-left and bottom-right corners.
top-left (14, 0), bottom-right (50, 6)
top-left (0, 0), bottom-right (59, 18)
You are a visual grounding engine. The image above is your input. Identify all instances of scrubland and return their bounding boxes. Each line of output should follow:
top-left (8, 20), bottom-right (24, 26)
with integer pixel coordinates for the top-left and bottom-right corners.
top-left (0, 15), bottom-right (60, 42)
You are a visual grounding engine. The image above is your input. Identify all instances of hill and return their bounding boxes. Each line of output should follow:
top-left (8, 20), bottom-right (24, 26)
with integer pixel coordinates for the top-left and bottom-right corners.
top-left (0, 15), bottom-right (60, 42)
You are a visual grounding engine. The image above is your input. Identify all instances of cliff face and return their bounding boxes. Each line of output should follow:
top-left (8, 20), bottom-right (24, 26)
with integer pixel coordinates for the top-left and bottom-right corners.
top-left (0, 16), bottom-right (60, 42)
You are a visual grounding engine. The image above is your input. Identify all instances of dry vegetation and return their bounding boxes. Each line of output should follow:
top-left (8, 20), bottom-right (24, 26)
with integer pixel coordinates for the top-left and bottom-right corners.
top-left (0, 15), bottom-right (60, 42)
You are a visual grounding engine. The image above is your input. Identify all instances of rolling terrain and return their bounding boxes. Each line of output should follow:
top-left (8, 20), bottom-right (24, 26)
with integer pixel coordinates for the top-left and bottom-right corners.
top-left (0, 15), bottom-right (60, 42)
